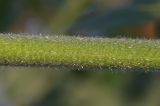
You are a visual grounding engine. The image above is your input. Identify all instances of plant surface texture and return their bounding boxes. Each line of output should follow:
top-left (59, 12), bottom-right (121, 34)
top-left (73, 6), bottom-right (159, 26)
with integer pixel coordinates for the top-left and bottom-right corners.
top-left (0, 34), bottom-right (160, 71)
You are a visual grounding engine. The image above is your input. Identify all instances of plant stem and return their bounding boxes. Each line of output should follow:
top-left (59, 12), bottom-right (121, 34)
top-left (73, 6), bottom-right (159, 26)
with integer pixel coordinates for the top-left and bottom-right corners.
top-left (0, 34), bottom-right (160, 70)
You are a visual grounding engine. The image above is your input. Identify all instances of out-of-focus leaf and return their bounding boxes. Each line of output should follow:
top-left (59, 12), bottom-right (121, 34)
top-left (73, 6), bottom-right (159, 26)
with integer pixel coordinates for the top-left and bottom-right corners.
top-left (50, 0), bottom-right (91, 34)
top-left (69, 7), bottom-right (153, 36)
top-left (123, 72), bottom-right (154, 102)
top-left (140, 2), bottom-right (160, 19)
top-left (133, 0), bottom-right (159, 5)
top-left (0, 0), bottom-right (13, 31)
top-left (24, 0), bottom-right (64, 13)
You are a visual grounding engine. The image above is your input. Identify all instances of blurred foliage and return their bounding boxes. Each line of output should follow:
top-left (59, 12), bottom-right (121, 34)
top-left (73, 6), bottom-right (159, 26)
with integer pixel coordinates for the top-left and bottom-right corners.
top-left (1, 0), bottom-right (160, 37)
top-left (69, 7), bottom-right (153, 36)
top-left (0, 0), bottom-right (13, 32)
top-left (1, 0), bottom-right (159, 37)
top-left (50, 0), bottom-right (91, 33)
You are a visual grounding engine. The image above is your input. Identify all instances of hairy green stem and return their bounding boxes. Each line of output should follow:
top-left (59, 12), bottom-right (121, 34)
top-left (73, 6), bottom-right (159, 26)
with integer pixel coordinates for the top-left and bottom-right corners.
top-left (0, 34), bottom-right (160, 70)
